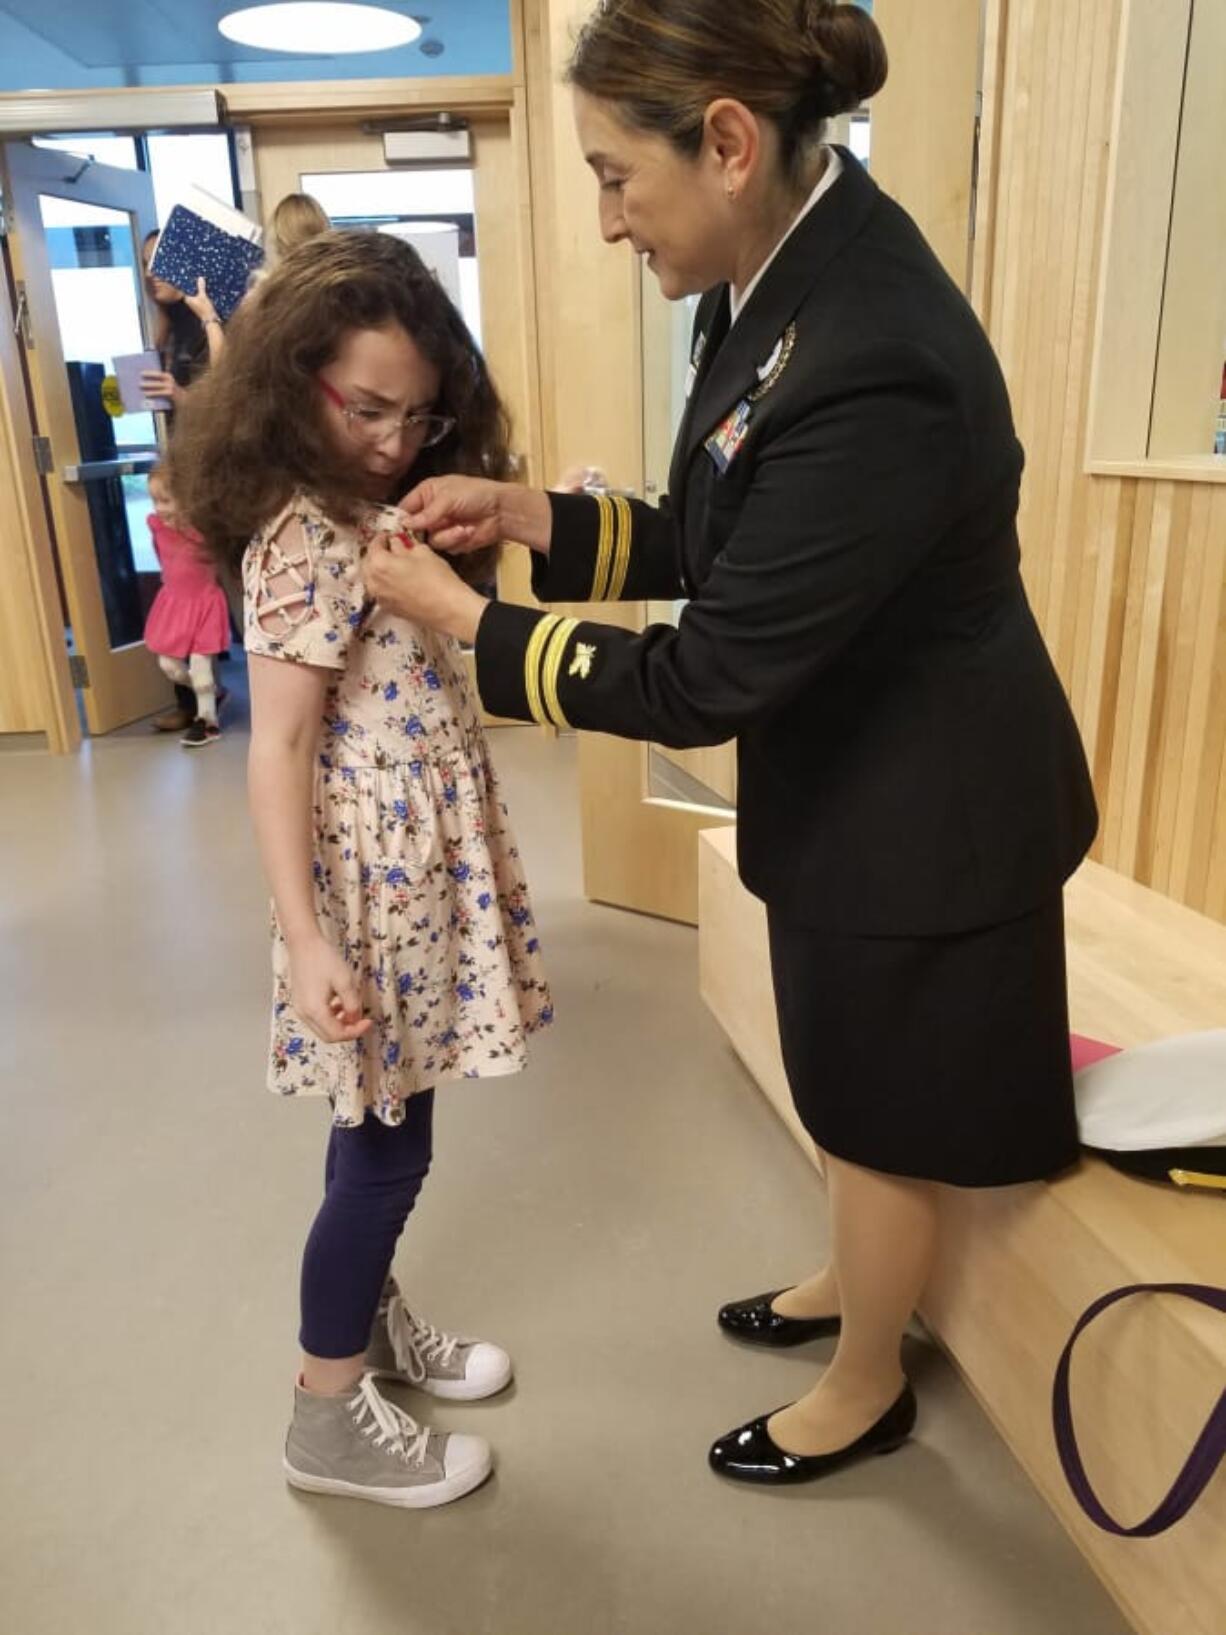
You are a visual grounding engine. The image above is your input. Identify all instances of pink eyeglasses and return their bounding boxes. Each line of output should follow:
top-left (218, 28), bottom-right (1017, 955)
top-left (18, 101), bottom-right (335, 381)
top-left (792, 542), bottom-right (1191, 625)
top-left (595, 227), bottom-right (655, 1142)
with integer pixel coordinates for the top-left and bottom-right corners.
top-left (318, 377), bottom-right (456, 449)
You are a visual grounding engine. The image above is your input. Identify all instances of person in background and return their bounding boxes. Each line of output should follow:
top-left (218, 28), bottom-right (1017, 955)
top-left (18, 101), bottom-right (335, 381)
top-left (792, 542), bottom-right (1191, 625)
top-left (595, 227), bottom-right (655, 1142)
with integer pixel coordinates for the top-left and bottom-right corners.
top-left (141, 230), bottom-right (230, 730)
top-left (270, 192), bottom-right (331, 261)
top-left (142, 465), bottom-right (230, 748)
top-left (140, 230), bottom-right (224, 407)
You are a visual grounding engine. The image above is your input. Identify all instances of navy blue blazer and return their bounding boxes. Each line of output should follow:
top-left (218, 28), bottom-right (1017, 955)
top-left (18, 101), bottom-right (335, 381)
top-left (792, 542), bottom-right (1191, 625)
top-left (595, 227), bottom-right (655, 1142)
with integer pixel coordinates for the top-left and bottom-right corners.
top-left (477, 150), bottom-right (1098, 934)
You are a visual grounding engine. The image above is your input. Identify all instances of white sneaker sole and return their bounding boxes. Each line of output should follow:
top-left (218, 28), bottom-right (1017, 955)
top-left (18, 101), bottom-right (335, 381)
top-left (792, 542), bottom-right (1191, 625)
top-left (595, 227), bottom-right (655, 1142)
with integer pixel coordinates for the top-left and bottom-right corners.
top-left (283, 1449), bottom-right (492, 1508)
top-left (367, 1363), bottom-right (514, 1402)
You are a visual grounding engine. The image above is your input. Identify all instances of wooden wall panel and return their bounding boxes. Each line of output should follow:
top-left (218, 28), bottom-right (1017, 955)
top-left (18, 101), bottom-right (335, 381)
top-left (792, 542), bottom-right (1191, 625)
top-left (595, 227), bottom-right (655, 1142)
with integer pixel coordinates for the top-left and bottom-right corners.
top-left (977, 0), bottom-right (1226, 924)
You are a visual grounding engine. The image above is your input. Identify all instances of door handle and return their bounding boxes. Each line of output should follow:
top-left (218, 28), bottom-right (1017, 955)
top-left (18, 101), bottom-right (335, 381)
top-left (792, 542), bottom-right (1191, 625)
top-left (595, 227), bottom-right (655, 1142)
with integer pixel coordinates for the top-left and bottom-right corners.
top-left (62, 454), bottom-right (159, 483)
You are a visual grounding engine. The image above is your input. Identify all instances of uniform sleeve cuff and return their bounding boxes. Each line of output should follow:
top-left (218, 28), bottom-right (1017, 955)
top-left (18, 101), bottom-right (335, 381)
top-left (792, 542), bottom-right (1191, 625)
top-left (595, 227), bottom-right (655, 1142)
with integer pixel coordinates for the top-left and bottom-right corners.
top-left (474, 600), bottom-right (551, 723)
top-left (530, 492), bottom-right (632, 602)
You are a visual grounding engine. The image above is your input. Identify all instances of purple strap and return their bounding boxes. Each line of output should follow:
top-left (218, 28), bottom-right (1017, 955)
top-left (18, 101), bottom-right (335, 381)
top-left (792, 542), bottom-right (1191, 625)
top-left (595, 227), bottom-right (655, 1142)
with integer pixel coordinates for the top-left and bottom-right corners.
top-left (1052, 1283), bottom-right (1226, 1537)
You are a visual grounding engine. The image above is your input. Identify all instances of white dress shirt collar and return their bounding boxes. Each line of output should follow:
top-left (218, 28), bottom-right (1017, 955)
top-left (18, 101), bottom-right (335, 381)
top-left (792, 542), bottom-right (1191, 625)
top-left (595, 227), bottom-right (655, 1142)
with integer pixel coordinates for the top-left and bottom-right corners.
top-left (729, 146), bottom-right (844, 327)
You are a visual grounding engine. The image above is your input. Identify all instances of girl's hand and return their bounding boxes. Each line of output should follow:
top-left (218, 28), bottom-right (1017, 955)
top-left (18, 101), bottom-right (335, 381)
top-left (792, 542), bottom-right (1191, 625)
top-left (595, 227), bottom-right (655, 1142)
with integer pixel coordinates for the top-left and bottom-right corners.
top-left (365, 531), bottom-right (487, 644)
top-left (288, 934), bottom-right (372, 1044)
top-left (399, 475), bottom-right (508, 555)
top-left (140, 369), bottom-right (181, 405)
top-left (184, 277), bottom-right (220, 326)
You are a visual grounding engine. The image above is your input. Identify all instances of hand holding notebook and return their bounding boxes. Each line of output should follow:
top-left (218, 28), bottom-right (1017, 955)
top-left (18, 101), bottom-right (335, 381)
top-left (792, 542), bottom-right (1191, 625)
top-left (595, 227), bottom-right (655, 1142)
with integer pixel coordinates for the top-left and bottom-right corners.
top-left (149, 185), bottom-right (265, 322)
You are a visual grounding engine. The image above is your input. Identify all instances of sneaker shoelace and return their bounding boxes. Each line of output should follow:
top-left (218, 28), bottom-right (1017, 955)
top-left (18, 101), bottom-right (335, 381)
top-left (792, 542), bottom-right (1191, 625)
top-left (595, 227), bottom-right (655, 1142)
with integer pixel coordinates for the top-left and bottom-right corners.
top-left (348, 1374), bottom-right (431, 1467)
top-left (387, 1294), bottom-right (462, 1384)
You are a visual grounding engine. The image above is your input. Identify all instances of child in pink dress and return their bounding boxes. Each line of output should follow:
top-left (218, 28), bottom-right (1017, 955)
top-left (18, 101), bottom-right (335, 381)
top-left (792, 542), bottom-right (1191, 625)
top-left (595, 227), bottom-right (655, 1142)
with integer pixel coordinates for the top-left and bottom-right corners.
top-left (143, 466), bottom-right (231, 747)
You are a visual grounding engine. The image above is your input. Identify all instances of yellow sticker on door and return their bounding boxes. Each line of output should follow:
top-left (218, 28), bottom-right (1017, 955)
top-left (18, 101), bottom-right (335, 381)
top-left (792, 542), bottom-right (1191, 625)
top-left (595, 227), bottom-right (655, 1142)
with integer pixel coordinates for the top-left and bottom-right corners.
top-left (100, 375), bottom-right (124, 418)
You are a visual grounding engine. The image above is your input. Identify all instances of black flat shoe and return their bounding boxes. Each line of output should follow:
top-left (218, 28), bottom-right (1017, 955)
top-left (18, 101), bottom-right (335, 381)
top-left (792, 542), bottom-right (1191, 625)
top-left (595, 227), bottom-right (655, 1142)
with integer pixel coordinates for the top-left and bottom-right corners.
top-left (717, 1289), bottom-right (842, 1347)
top-left (709, 1385), bottom-right (917, 1485)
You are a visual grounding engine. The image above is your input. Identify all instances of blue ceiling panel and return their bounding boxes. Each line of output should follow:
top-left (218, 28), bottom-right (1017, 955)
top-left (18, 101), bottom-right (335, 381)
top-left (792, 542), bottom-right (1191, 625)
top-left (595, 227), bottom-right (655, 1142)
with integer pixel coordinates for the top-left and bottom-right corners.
top-left (0, 0), bottom-right (511, 90)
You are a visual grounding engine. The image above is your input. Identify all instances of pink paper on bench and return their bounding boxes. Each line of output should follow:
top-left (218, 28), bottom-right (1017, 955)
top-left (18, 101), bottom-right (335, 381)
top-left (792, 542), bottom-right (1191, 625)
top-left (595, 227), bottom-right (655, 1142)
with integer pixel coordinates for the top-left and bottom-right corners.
top-left (1070, 1033), bottom-right (1122, 1073)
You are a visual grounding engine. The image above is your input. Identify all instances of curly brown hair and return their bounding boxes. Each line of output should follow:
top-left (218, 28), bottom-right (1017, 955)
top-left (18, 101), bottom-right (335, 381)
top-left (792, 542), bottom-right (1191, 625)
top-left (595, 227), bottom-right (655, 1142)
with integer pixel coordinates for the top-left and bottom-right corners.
top-left (169, 229), bottom-right (509, 584)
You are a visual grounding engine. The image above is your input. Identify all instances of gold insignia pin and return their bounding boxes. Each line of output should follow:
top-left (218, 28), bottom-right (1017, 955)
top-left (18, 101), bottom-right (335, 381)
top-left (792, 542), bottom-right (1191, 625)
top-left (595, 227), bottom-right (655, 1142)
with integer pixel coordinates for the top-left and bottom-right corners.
top-left (749, 323), bottom-right (797, 403)
top-left (569, 642), bottom-right (597, 679)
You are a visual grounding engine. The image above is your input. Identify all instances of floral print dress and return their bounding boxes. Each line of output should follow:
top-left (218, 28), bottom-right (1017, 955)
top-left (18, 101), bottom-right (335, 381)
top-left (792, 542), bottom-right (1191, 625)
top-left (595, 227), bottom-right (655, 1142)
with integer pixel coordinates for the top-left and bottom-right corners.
top-left (244, 492), bottom-right (552, 1128)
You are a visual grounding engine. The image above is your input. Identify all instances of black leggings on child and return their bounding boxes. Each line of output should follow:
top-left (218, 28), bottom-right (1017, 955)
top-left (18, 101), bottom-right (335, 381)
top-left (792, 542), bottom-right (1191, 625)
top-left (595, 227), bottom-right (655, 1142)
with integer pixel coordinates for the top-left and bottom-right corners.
top-left (299, 1092), bottom-right (435, 1358)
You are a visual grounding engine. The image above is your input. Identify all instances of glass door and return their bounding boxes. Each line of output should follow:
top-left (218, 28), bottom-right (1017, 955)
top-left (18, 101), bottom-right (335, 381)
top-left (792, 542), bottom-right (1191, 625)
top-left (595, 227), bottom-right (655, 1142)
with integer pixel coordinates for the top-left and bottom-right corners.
top-left (3, 140), bottom-right (164, 733)
top-left (641, 270), bottom-right (736, 816)
top-left (574, 261), bottom-right (734, 928)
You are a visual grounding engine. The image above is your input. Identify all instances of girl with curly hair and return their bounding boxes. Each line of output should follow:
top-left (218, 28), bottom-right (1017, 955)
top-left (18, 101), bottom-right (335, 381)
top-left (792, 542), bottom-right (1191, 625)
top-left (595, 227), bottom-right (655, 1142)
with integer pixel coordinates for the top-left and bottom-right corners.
top-left (172, 230), bottom-right (552, 1511)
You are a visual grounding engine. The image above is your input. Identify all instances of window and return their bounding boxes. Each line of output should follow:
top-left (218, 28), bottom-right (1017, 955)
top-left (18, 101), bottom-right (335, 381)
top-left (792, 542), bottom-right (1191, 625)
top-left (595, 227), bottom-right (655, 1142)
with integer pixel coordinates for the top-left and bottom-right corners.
top-left (1088, 0), bottom-right (1226, 475)
top-left (145, 133), bottom-right (238, 224)
top-left (302, 169), bottom-right (483, 346)
top-left (33, 135), bottom-right (139, 169)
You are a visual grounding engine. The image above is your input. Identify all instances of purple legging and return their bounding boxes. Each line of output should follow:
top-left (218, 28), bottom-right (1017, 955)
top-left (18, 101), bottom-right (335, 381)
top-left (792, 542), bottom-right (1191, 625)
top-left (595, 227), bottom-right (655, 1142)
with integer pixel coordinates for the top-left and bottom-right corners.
top-left (299, 1091), bottom-right (435, 1358)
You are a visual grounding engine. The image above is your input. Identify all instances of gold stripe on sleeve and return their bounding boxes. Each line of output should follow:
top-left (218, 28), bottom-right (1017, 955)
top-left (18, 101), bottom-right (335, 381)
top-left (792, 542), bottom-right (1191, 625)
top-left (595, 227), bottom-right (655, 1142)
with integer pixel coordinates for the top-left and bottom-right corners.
top-left (541, 616), bottom-right (580, 729)
top-left (590, 494), bottom-right (615, 601)
top-left (524, 614), bottom-right (561, 725)
top-left (607, 494), bottom-right (633, 600)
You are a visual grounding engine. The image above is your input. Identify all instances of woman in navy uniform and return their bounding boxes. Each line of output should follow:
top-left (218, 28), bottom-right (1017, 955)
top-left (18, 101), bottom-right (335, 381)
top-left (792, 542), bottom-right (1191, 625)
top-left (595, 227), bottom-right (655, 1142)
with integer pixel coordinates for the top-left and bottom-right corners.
top-left (366, 0), bottom-right (1099, 1486)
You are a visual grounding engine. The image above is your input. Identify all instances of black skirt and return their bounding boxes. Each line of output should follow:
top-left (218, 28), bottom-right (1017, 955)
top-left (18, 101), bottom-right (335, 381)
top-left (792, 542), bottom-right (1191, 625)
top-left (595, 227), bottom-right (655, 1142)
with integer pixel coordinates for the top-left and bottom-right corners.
top-left (766, 895), bottom-right (1080, 1187)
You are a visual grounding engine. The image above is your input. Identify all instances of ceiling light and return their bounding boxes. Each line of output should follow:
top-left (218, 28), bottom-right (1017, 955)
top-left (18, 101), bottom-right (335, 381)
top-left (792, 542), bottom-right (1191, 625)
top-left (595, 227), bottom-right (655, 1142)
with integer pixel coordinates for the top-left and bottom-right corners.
top-left (219, 3), bottom-right (421, 54)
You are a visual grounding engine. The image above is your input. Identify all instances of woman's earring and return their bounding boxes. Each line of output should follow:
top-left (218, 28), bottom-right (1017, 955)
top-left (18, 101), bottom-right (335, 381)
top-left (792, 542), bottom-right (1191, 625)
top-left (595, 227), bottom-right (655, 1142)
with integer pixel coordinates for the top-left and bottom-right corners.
top-left (726, 183), bottom-right (736, 200)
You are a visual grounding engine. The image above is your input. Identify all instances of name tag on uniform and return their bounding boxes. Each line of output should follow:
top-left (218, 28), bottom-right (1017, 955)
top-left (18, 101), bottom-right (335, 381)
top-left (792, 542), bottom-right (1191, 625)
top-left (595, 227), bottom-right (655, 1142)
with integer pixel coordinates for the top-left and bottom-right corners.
top-left (705, 399), bottom-right (753, 474)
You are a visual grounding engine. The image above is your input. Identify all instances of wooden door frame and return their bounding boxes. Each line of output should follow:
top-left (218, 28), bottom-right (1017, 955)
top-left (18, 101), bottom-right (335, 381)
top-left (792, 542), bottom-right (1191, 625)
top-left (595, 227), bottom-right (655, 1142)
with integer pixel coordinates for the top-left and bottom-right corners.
top-left (3, 139), bottom-right (163, 734)
top-left (0, 258), bottom-right (80, 751)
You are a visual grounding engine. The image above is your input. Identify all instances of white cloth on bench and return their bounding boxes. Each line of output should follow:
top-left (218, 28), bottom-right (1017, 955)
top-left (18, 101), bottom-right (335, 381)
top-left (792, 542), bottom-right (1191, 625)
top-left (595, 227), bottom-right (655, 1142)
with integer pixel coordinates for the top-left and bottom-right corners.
top-left (1076, 1029), bottom-right (1226, 1151)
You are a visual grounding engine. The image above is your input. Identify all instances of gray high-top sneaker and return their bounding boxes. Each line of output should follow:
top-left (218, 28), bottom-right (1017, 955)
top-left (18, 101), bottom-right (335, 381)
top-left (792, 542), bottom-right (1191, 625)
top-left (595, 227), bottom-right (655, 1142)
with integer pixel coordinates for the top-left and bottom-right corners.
top-left (284, 1373), bottom-right (491, 1508)
top-left (366, 1277), bottom-right (513, 1401)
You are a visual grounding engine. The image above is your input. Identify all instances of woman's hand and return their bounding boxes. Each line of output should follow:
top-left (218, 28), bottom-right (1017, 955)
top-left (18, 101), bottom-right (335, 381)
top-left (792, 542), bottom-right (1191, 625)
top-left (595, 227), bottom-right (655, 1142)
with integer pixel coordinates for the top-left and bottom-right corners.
top-left (288, 933), bottom-right (372, 1044)
top-left (400, 475), bottom-right (553, 555)
top-left (140, 369), bottom-right (182, 405)
top-left (399, 475), bottom-right (507, 554)
top-left (365, 532), bottom-right (488, 644)
top-left (184, 277), bottom-right (220, 326)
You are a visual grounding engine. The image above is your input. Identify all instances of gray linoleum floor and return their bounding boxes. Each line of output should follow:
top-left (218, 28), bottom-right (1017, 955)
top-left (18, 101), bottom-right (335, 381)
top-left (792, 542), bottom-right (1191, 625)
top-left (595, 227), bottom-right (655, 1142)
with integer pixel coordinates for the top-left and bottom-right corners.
top-left (0, 688), bottom-right (1134, 1635)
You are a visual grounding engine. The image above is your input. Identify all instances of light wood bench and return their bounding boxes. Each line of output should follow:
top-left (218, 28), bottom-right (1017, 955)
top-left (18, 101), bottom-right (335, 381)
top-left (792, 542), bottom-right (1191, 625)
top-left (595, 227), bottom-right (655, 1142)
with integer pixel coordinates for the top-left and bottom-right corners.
top-left (698, 830), bottom-right (1226, 1635)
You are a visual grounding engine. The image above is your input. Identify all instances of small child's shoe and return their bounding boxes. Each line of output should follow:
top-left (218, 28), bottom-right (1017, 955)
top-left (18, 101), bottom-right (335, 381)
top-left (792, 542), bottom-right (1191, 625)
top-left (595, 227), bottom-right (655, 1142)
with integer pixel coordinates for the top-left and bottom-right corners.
top-left (180, 719), bottom-right (221, 748)
top-left (366, 1278), bottom-right (513, 1401)
top-left (284, 1372), bottom-right (491, 1508)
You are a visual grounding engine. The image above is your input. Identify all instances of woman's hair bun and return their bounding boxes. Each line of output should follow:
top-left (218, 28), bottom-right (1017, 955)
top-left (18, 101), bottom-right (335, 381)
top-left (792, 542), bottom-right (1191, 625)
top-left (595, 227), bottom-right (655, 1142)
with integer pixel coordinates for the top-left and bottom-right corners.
top-left (805, 0), bottom-right (889, 113)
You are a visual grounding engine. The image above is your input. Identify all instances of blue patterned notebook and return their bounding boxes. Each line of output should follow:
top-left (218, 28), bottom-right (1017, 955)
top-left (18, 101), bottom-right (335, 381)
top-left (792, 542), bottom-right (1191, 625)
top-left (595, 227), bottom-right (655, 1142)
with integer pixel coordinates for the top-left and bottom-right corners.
top-left (150, 195), bottom-right (264, 321)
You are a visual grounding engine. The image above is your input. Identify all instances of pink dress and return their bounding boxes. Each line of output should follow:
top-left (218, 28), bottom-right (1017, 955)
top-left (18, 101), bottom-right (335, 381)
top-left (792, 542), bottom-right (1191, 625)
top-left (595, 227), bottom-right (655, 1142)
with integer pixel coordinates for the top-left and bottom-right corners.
top-left (244, 494), bottom-right (553, 1126)
top-left (143, 515), bottom-right (231, 660)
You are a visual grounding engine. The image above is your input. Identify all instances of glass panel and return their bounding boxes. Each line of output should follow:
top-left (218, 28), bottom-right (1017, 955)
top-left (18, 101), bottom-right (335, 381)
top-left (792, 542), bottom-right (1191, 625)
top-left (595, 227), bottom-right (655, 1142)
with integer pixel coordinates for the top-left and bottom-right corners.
top-left (302, 169), bottom-right (483, 347)
top-left (644, 593), bottom-right (737, 811)
top-left (33, 135), bottom-right (139, 169)
top-left (1148, 0), bottom-right (1226, 456)
top-left (648, 745), bottom-right (735, 811)
top-left (39, 193), bottom-right (156, 648)
top-left (849, 112), bottom-right (872, 165)
top-left (638, 261), bottom-right (735, 809)
top-left (146, 133), bottom-right (239, 224)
